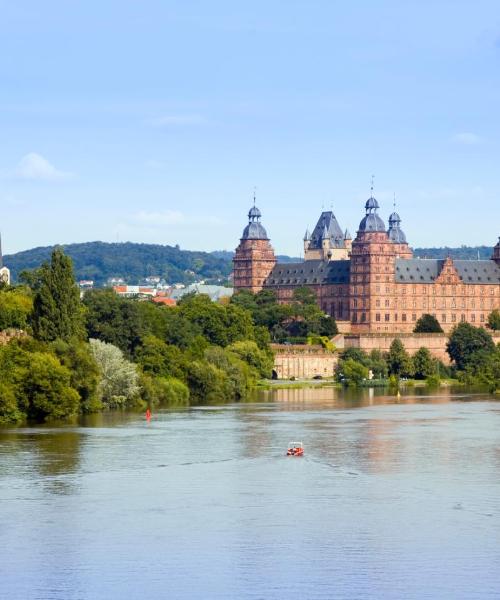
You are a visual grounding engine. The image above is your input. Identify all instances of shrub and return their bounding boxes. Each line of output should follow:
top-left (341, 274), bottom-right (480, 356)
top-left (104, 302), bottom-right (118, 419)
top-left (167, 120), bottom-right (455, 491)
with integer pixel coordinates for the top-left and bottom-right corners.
top-left (414, 314), bottom-right (444, 333)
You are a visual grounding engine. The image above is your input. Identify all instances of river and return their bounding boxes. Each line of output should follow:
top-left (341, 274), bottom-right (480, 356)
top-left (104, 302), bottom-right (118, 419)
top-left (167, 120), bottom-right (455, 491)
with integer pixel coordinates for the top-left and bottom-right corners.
top-left (1, 386), bottom-right (500, 599)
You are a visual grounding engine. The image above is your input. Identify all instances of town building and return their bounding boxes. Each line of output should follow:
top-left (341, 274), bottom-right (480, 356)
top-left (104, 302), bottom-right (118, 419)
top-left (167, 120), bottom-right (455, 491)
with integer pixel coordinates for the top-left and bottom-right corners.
top-left (233, 196), bottom-right (500, 333)
top-left (0, 234), bottom-right (11, 286)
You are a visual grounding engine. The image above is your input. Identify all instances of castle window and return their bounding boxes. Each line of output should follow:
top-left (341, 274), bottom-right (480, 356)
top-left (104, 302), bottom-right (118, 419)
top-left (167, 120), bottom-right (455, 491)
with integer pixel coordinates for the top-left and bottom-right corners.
top-left (412, 314), bottom-right (417, 321)
top-left (361, 313), bottom-right (366, 322)
top-left (471, 314), bottom-right (476, 322)
top-left (452, 314), bottom-right (456, 322)
top-left (480, 314), bottom-right (485, 322)
top-left (442, 314), bottom-right (447, 323)
top-left (376, 299), bottom-right (380, 307)
top-left (402, 314), bottom-right (407, 322)
top-left (461, 314), bottom-right (466, 322)
top-left (394, 314), bottom-right (398, 321)
top-left (376, 313), bottom-right (381, 321)
top-left (385, 314), bottom-right (390, 322)
top-left (385, 299), bottom-right (390, 307)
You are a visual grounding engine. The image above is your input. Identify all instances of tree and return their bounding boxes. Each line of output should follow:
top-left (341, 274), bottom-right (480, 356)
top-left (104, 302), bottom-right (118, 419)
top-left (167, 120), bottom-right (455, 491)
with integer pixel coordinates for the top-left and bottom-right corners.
top-left (446, 323), bottom-right (495, 371)
top-left (0, 287), bottom-right (33, 331)
top-left (413, 347), bottom-right (437, 379)
top-left (135, 335), bottom-right (186, 380)
top-left (387, 338), bottom-right (414, 377)
top-left (32, 248), bottom-right (85, 342)
top-left (414, 314), bottom-right (444, 333)
top-left (84, 289), bottom-right (144, 355)
top-left (487, 309), bottom-right (500, 331)
top-left (19, 352), bottom-right (80, 421)
top-left (293, 286), bottom-right (317, 306)
top-left (339, 358), bottom-right (369, 385)
top-left (227, 340), bottom-right (274, 378)
top-left (89, 339), bottom-right (139, 407)
top-left (51, 339), bottom-right (101, 412)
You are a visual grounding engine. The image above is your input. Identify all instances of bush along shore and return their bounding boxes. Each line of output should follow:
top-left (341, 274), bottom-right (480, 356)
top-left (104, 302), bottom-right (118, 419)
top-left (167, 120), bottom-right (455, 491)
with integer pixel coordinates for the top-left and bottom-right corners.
top-left (1, 249), bottom-right (499, 424)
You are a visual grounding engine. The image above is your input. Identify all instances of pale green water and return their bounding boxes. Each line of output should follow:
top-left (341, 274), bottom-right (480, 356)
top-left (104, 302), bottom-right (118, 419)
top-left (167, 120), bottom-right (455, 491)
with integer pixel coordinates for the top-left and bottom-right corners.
top-left (1, 386), bottom-right (500, 599)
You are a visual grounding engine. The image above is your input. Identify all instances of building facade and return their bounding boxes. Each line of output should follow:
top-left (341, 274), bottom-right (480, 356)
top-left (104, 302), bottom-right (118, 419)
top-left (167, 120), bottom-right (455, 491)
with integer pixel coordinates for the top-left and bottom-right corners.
top-left (233, 197), bottom-right (500, 333)
top-left (0, 234), bottom-right (11, 286)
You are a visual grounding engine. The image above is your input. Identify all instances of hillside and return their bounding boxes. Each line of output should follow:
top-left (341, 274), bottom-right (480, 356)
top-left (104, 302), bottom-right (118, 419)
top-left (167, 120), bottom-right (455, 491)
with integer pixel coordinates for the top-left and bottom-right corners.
top-left (5, 242), bottom-right (494, 286)
top-left (5, 242), bottom-right (232, 286)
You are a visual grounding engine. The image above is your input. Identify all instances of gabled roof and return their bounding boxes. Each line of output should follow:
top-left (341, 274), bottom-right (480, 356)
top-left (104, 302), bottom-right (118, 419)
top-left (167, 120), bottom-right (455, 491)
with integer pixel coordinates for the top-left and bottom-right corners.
top-left (265, 259), bottom-right (350, 286)
top-left (308, 211), bottom-right (345, 249)
top-left (395, 258), bottom-right (500, 284)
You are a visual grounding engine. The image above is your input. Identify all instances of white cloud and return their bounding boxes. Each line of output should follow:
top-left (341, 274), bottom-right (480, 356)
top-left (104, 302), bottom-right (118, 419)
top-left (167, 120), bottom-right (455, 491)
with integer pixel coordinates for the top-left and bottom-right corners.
top-left (148, 114), bottom-right (206, 127)
top-left (16, 152), bottom-right (72, 181)
top-left (451, 132), bottom-right (483, 145)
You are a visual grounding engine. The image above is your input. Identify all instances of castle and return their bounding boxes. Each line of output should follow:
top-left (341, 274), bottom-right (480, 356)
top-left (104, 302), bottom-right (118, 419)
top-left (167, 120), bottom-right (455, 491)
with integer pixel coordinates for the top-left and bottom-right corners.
top-left (233, 195), bottom-right (500, 334)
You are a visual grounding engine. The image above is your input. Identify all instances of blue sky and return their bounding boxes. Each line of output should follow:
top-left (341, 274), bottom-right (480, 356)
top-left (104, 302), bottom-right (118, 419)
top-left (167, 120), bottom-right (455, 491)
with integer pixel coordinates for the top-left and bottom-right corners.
top-left (1, 0), bottom-right (499, 256)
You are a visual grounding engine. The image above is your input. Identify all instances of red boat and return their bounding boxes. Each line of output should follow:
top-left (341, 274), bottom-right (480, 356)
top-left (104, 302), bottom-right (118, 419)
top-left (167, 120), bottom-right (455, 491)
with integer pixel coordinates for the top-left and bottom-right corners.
top-left (287, 442), bottom-right (304, 456)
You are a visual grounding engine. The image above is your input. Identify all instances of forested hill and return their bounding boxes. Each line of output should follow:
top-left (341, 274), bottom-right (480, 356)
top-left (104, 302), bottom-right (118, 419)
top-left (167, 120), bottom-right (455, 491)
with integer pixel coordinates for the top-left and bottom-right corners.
top-left (413, 246), bottom-right (494, 260)
top-left (5, 242), bottom-right (232, 286)
top-left (5, 242), bottom-right (494, 286)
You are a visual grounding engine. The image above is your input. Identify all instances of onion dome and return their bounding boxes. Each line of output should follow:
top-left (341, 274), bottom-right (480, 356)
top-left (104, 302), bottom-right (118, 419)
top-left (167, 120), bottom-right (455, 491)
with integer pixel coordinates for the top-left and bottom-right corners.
top-left (241, 204), bottom-right (268, 240)
top-left (365, 197), bottom-right (379, 211)
top-left (358, 196), bottom-right (385, 232)
top-left (248, 205), bottom-right (261, 220)
top-left (387, 211), bottom-right (407, 243)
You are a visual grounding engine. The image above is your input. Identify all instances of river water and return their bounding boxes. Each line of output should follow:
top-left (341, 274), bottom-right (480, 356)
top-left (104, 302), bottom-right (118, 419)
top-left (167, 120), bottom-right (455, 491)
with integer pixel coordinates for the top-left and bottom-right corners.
top-left (1, 386), bottom-right (500, 600)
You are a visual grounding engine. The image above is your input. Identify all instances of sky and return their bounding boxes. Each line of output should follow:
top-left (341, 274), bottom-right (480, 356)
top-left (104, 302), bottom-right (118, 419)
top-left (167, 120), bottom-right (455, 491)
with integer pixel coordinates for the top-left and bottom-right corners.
top-left (1, 0), bottom-right (500, 256)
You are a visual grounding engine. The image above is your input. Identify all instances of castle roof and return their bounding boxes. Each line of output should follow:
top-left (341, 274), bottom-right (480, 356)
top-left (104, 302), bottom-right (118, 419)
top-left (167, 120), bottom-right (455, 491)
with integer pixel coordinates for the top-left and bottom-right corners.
top-left (241, 203), bottom-right (269, 240)
top-left (395, 258), bottom-right (500, 284)
top-left (265, 259), bottom-right (350, 286)
top-left (308, 211), bottom-right (345, 250)
top-left (358, 196), bottom-right (386, 233)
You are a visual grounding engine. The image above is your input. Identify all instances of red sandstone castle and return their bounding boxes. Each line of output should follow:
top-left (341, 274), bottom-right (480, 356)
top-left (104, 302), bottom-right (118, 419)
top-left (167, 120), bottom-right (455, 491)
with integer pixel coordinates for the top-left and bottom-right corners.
top-left (233, 196), bottom-right (500, 334)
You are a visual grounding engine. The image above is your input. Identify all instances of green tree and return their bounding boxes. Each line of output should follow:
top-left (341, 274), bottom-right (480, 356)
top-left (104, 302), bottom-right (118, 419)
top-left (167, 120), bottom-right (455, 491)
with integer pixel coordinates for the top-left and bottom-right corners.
top-left (227, 340), bottom-right (274, 379)
top-left (0, 287), bottom-right (33, 331)
top-left (413, 347), bottom-right (437, 379)
top-left (414, 314), bottom-right (444, 333)
top-left (293, 286), bottom-right (317, 305)
top-left (0, 382), bottom-right (23, 424)
top-left (186, 360), bottom-right (231, 404)
top-left (84, 289), bottom-right (144, 355)
top-left (369, 349), bottom-right (388, 379)
top-left (387, 338), bottom-right (414, 377)
top-left (32, 248), bottom-right (85, 342)
top-left (51, 340), bottom-right (101, 412)
top-left (446, 323), bottom-right (495, 371)
top-left (19, 352), bottom-right (80, 421)
top-left (135, 335), bottom-right (186, 380)
top-left (339, 358), bottom-right (369, 385)
top-left (487, 309), bottom-right (500, 331)
top-left (89, 338), bottom-right (139, 407)
top-left (140, 374), bottom-right (189, 407)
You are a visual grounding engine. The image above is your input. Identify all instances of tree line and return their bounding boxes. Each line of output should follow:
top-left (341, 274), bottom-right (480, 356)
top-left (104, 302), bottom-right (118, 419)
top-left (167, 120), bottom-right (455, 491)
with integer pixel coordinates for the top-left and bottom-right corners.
top-left (0, 249), bottom-right (273, 424)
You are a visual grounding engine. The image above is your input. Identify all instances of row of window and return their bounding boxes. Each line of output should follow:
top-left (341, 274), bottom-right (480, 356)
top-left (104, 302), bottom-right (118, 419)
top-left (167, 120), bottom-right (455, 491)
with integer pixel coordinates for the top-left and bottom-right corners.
top-left (354, 313), bottom-right (487, 324)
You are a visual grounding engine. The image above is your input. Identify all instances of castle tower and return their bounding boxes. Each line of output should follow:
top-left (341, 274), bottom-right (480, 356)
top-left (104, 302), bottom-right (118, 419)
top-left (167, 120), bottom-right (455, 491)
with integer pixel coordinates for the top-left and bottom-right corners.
top-left (304, 210), bottom-right (349, 261)
top-left (0, 233), bottom-right (11, 286)
top-left (387, 210), bottom-right (413, 259)
top-left (349, 195), bottom-right (396, 332)
top-left (493, 237), bottom-right (500, 265)
top-left (233, 203), bottom-right (276, 293)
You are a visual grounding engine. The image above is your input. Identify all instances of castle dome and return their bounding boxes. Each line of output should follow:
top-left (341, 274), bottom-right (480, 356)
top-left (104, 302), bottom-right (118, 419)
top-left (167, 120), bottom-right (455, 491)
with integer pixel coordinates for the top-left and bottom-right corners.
top-left (365, 197), bottom-right (379, 211)
top-left (248, 205), bottom-right (261, 220)
top-left (241, 203), bottom-right (268, 240)
top-left (358, 213), bottom-right (386, 232)
top-left (358, 196), bottom-right (385, 232)
top-left (389, 211), bottom-right (401, 223)
top-left (241, 221), bottom-right (268, 240)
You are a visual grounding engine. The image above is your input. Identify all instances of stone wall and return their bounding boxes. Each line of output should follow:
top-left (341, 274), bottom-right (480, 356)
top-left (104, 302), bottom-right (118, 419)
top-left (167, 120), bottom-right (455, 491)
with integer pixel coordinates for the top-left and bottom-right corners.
top-left (272, 344), bottom-right (337, 379)
top-left (342, 332), bottom-right (500, 364)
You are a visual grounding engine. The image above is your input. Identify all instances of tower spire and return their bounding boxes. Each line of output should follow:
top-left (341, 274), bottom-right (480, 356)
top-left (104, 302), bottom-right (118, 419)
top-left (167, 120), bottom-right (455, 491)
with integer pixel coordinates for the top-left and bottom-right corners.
top-left (393, 192), bottom-right (396, 211)
top-left (370, 174), bottom-right (375, 198)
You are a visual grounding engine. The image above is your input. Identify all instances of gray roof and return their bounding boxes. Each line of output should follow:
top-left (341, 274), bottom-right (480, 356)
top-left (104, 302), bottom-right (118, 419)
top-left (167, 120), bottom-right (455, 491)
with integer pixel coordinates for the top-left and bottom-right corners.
top-left (171, 284), bottom-right (234, 301)
top-left (241, 221), bottom-right (269, 240)
top-left (358, 212), bottom-right (386, 232)
top-left (308, 211), bottom-right (345, 250)
top-left (265, 259), bottom-right (350, 286)
top-left (388, 224), bottom-right (407, 243)
top-left (365, 197), bottom-right (379, 210)
top-left (395, 258), bottom-right (500, 284)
